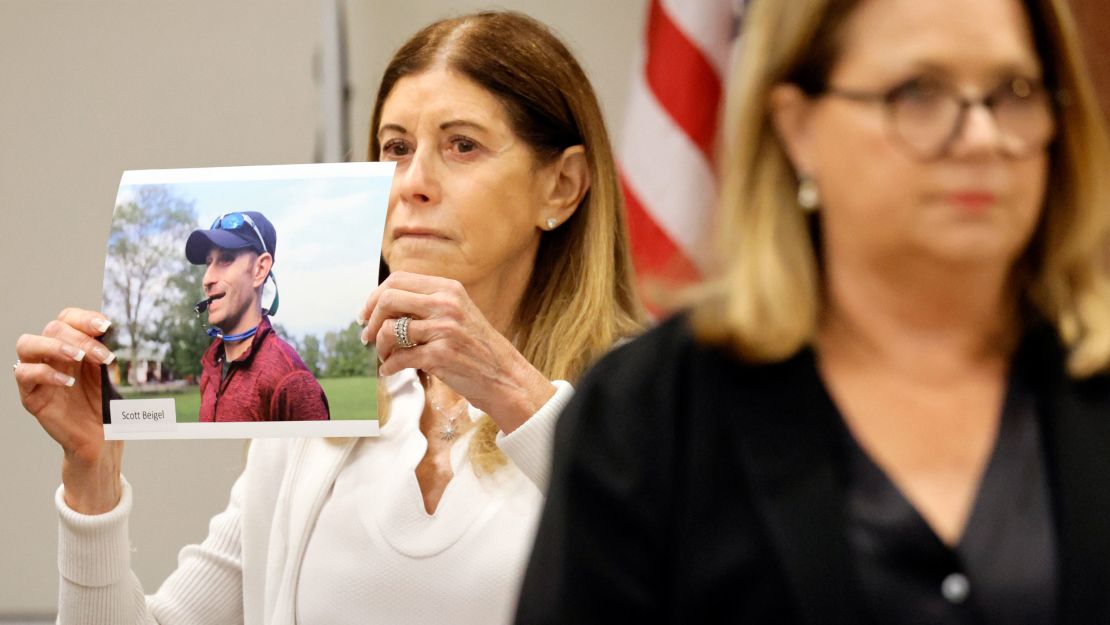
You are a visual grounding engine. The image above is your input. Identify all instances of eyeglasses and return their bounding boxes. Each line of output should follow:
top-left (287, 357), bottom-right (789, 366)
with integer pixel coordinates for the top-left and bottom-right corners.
top-left (821, 76), bottom-right (1057, 160)
top-left (211, 212), bottom-right (269, 255)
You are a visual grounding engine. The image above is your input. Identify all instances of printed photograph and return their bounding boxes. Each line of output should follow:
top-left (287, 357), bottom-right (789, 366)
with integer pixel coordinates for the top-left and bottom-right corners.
top-left (99, 163), bottom-right (392, 439)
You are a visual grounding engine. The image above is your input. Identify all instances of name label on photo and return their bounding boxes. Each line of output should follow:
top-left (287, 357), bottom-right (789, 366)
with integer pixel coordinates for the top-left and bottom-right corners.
top-left (109, 398), bottom-right (177, 432)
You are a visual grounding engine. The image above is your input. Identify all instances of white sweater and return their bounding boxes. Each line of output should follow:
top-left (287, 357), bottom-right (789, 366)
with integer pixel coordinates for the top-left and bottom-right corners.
top-left (55, 370), bottom-right (572, 625)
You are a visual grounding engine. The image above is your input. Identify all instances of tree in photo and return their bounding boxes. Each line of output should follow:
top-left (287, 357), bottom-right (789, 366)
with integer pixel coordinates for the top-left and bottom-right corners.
top-left (271, 322), bottom-right (321, 376)
top-left (154, 264), bottom-right (210, 382)
top-left (103, 185), bottom-right (198, 385)
top-left (301, 334), bottom-right (324, 378)
top-left (324, 321), bottom-right (373, 378)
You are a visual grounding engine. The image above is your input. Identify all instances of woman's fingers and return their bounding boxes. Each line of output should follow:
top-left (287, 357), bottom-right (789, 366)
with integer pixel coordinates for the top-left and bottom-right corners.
top-left (31, 311), bottom-right (117, 365)
top-left (14, 309), bottom-right (113, 419)
top-left (377, 339), bottom-right (423, 376)
top-left (16, 309), bottom-right (118, 510)
top-left (16, 333), bottom-right (99, 368)
top-left (377, 321), bottom-right (458, 376)
top-left (358, 272), bottom-right (461, 326)
top-left (359, 272), bottom-right (429, 324)
top-left (361, 289), bottom-right (437, 345)
top-left (364, 274), bottom-right (485, 370)
top-left (361, 276), bottom-right (467, 345)
top-left (55, 308), bottom-right (113, 338)
top-left (377, 316), bottom-right (423, 364)
top-left (14, 360), bottom-right (77, 391)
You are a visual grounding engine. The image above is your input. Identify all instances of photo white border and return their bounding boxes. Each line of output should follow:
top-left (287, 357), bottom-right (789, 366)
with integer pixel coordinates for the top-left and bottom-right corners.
top-left (120, 161), bottom-right (395, 185)
top-left (105, 161), bottom-right (393, 440)
top-left (104, 420), bottom-right (379, 440)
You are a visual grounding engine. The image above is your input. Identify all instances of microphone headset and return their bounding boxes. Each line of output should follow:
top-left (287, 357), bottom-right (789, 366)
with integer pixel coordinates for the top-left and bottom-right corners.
top-left (193, 272), bottom-right (280, 341)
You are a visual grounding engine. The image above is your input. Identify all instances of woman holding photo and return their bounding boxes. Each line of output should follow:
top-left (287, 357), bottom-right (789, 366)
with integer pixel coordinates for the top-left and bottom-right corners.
top-left (13, 11), bottom-right (643, 624)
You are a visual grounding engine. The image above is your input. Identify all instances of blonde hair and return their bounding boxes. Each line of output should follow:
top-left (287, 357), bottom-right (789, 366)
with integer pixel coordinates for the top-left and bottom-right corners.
top-left (371, 11), bottom-right (645, 472)
top-left (693, 0), bottom-right (1110, 377)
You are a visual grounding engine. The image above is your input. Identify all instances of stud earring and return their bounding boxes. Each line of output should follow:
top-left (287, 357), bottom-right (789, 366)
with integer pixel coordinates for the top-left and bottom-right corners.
top-left (797, 174), bottom-right (820, 213)
top-left (545, 217), bottom-right (558, 230)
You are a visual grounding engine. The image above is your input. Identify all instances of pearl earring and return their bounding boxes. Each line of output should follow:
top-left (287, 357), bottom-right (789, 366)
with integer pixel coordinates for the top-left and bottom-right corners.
top-left (797, 174), bottom-right (820, 212)
top-left (545, 217), bottom-right (558, 230)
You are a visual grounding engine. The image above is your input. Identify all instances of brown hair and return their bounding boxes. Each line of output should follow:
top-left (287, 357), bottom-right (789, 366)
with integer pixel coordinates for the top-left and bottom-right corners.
top-left (370, 11), bottom-right (645, 471)
top-left (694, 0), bottom-right (1110, 376)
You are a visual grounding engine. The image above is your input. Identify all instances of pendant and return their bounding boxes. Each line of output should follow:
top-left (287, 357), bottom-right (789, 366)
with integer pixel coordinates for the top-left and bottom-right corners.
top-left (440, 420), bottom-right (459, 442)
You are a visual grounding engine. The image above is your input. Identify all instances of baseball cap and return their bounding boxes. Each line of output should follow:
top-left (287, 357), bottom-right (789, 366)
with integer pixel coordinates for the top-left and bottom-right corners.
top-left (185, 211), bottom-right (277, 265)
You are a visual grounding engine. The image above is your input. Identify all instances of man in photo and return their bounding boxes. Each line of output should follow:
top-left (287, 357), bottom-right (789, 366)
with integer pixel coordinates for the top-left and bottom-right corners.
top-left (186, 211), bottom-right (330, 422)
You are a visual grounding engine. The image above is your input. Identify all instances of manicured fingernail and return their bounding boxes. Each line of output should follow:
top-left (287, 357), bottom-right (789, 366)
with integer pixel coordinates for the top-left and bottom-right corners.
top-left (54, 372), bottom-right (76, 387)
top-left (360, 331), bottom-right (369, 346)
top-left (356, 315), bottom-right (367, 327)
top-left (91, 345), bottom-right (116, 365)
top-left (61, 345), bottom-right (85, 362)
top-left (91, 318), bottom-right (112, 333)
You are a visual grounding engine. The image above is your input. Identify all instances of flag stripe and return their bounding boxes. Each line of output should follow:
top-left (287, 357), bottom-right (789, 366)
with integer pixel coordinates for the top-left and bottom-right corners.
top-left (660, 0), bottom-right (736, 76)
top-left (622, 175), bottom-right (701, 283)
top-left (619, 68), bottom-right (717, 267)
top-left (620, 0), bottom-right (740, 312)
top-left (644, 0), bottom-right (723, 161)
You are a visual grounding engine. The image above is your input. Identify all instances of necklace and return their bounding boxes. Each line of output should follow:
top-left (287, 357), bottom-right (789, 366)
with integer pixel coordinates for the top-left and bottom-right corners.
top-left (424, 375), bottom-right (468, 442)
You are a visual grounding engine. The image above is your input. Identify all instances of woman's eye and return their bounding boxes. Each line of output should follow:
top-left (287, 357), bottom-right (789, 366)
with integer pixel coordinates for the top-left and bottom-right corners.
top-left (893, 77), bottom-right (944, 103)
top-left (381, 139), bottom-right (411, 158)
top-left (452, 137), bottom-right (478, 153)
top-left (999, 76), bottom-right (1042, 101)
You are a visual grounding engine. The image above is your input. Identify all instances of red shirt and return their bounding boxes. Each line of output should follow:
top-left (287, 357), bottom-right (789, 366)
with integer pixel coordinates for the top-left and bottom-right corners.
top-left (198, 316), bottom-right (330, 422)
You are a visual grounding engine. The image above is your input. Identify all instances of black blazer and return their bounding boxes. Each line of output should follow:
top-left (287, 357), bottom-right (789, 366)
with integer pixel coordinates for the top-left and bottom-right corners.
top-left (515, 314), bottom-right (1110, 624)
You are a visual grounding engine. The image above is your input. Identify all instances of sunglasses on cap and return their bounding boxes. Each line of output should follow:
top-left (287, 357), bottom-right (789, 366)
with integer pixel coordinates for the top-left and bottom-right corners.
top-left (211, 212), bottom-right (269, 256)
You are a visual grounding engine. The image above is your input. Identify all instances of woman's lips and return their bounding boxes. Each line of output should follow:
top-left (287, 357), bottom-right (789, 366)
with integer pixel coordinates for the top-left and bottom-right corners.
top-left (946, 191), bottom-right (997, 212)
top-left (393, 227), bottom-right (450, 240)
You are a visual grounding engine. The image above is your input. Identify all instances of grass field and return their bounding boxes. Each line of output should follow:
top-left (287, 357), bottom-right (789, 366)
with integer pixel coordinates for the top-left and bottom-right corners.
top-left (121, 376), bottom-right (378, 422)
top-left (319, 376), bottom-right (378, 421)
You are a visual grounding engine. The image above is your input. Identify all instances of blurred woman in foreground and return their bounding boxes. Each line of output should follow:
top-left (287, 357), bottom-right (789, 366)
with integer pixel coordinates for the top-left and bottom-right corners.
top-left (517, 0), bottom-right (1110, 622)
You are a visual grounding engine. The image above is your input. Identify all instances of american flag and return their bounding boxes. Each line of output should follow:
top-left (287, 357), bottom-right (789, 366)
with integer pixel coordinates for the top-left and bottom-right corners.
top-left (620, 0), bottom-right (744, 312)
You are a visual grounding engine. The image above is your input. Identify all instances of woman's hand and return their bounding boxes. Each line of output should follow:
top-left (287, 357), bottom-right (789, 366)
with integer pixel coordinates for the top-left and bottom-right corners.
top-left (15, 308), bottom-right (123, 514)
top-left (359, 272), bottom-right (555, 434)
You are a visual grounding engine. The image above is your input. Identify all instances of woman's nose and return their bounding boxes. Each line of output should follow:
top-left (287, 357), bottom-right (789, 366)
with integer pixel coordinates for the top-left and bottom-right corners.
top-left (948, 102), bottom-right (1005, 158)
top-left (395, 147), bottom-right (441, 205)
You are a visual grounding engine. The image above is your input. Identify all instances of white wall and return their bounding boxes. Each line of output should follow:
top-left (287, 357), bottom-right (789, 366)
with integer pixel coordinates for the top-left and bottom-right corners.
top-left (0, 0), bottom-right (646, 615)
